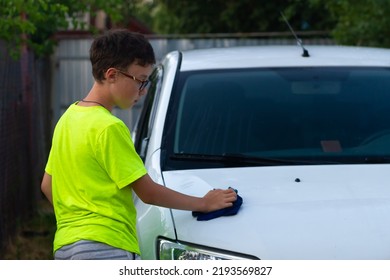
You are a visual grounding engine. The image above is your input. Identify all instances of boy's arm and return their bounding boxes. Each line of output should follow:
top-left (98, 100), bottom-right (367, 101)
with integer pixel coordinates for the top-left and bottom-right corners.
top-left (130, 174), bottom-right (236, 212)
top-left (41, 172), bottom-right (53, 204)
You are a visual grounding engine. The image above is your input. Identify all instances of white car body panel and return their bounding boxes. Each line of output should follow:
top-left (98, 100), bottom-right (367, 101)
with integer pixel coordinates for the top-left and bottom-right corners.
top-left (135, 149), bottom-right (176, 259)
top-left (180, 46), bottom-right (390, 71)
top-left (163, 165), bottom-right (390, 259)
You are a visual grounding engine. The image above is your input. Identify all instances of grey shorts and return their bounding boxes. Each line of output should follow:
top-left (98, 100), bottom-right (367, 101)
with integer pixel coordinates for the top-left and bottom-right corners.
top-left (54, 240), bottom-right (140, 260)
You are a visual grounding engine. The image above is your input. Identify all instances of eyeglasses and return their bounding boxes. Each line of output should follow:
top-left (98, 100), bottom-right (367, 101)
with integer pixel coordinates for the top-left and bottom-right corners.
top-left (117, 70), bottom-right (150, 91)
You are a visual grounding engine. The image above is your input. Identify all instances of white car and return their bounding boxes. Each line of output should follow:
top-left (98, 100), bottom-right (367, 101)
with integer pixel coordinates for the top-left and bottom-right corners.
top-left (132, 45), bottom-right (390, 260)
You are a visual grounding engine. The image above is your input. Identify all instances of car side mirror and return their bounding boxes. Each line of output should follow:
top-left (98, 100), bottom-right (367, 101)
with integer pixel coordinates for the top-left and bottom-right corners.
top-left (140, 137), bottom-right (150, 160)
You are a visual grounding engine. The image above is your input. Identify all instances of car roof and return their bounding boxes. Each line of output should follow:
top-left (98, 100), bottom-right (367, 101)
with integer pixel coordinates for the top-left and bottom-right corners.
top-left (179, 45), bottom-right (390, 71)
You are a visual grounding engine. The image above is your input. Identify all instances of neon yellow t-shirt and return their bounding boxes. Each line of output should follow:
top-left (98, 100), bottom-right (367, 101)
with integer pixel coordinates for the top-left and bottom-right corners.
top-left (45, 103), bottom-right (147, 254)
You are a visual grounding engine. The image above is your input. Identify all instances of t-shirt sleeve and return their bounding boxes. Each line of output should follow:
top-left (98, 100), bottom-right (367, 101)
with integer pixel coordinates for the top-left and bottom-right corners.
top-left (95, 122), bottom-right (147, 189)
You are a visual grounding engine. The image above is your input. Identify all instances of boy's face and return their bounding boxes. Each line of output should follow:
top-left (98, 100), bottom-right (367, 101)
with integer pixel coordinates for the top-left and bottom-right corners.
top-left (110, 63), bottom-right (154, 109)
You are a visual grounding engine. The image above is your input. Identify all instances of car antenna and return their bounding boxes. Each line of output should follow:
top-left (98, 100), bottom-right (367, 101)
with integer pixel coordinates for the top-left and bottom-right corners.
top-left (280, 11), bottom-right (310, 57)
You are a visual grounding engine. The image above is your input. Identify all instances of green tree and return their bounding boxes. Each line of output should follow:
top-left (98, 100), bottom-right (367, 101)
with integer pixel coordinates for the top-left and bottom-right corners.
top-left (0, 0), bottom-right (138, 58)
top-left (151, 0), bottom-right (332, 34)
top-left (149, 0), bottom-right (389, 47)
top-left (1, 0), bottom-right (388, 57)
top-left (322, 0), bottom-right (390, 47)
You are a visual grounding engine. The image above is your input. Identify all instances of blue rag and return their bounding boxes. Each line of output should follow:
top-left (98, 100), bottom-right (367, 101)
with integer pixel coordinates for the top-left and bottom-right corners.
top-left (192, 189), bottom-right (243, 221)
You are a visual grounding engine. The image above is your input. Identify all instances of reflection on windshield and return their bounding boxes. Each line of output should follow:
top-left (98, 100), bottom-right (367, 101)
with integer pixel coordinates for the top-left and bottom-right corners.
top-left (169, 67), bottom-right (390, 166)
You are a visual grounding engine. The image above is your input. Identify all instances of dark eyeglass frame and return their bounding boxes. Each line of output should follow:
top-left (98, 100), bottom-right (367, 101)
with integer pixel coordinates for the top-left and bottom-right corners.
top-left (116, 69), bottom-right (150, 91)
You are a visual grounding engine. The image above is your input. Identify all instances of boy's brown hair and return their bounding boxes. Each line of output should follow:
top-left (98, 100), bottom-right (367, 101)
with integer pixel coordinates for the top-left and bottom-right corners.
top-left (90, 29), bottom-right (156, 82)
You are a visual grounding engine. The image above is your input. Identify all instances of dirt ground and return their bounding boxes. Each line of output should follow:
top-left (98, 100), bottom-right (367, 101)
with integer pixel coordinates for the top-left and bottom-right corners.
top-left (2, 199), bottom-right (56, 260)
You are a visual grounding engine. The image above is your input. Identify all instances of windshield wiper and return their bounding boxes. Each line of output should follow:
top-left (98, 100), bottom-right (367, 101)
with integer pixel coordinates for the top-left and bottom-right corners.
top-left (363, 156), bottom-right (390, 164)
top-left (170, 153), bottom-right (311, 166)
top-left (170, 153), bottom-right (390, 166)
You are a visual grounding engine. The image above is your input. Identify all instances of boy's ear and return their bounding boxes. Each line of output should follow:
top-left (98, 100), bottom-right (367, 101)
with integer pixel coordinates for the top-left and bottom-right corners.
top-left (105, 68), bottom-right (117, 82)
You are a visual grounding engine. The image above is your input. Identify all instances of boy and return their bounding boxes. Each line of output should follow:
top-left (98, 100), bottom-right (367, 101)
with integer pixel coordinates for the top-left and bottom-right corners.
top-left (41, 29), bottom-right (236, 260)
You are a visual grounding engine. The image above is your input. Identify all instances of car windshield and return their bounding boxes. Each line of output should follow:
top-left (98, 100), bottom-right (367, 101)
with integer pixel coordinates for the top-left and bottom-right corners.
top-left (163, 67), bottom-right (390, 170)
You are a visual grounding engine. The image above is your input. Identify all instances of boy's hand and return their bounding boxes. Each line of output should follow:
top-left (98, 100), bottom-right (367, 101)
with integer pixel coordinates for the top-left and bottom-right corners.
top-left (201, 188), bottom-right (237, 212)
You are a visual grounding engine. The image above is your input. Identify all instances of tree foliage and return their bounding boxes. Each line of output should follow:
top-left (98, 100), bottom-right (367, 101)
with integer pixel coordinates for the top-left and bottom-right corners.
top-left (150, 0), bottom-right (333, 34)
top-left (0, 0), bottom-right (134, 58)
top-left (323, 0), bottom-right (390, 47)
top-left (149, 0), bottom-right (389, 48)
top-left (0, 0), bottom-right (388, 59)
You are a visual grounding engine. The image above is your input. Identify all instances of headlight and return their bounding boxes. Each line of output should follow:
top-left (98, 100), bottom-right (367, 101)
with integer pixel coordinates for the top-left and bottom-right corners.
top-left (158, 238), bottom-right (256, 260)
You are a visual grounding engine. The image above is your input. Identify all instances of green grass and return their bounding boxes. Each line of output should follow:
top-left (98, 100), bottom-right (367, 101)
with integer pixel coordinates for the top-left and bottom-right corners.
top-left (3, 200), bottom-right (56, 260)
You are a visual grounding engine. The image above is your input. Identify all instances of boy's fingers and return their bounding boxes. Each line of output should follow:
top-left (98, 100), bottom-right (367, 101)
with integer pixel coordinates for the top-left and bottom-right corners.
top-left (224, 190), bottom-right (237, 201)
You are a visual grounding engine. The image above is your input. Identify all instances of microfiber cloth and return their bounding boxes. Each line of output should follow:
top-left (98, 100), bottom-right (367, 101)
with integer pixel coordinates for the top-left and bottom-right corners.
top-left (192, 188), bottom-right (243, 221)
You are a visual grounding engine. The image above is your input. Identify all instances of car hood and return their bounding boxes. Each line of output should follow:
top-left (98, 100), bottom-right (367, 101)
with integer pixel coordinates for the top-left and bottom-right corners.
top-left (163, 164), bottom-right (390, 259)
